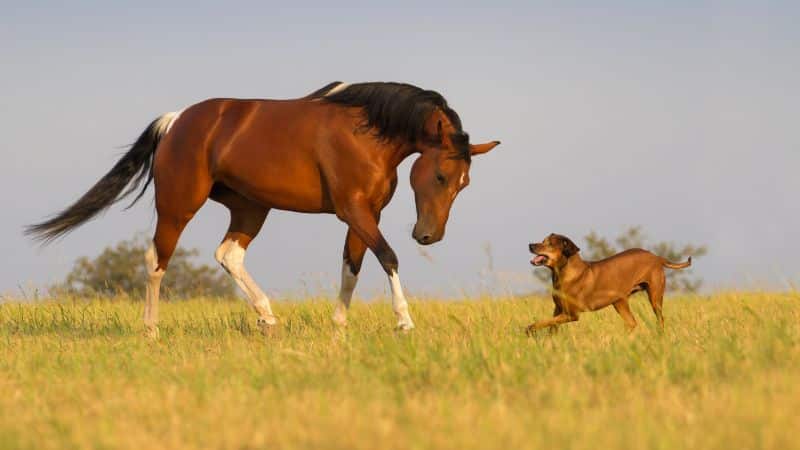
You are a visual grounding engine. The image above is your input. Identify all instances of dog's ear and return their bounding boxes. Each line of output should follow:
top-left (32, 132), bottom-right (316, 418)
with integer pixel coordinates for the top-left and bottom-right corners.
top-left (560, 236), bottom-right (580, 257)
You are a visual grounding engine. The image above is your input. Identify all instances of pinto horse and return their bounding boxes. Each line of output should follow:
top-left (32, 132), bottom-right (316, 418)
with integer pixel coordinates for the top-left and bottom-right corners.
top-left (27, 81), bottom-right (500, 336)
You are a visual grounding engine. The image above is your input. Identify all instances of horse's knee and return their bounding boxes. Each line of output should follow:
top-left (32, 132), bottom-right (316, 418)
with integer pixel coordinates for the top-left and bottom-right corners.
top-left (145, 241), bottom-right (165, 280)
top-left (215, 239), bottom-right (245, 276)
top-left (213, 241), bottom-right (228, 267)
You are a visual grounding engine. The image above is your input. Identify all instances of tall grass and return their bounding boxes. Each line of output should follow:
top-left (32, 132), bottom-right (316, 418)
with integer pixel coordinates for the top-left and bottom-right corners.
top-left (1, 292), bottom-right (798, 450)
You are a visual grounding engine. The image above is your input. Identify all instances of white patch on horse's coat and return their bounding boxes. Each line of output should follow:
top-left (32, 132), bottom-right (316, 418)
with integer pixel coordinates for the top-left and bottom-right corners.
top-left (324, 82), bottom-right (350, 97)
top-left (449, 170), bottom-right (468, 201)
top-left (389, 270), bottom-right (415, 330)
top-left (153, 110), bottom-right (183, 136)
top-left (333, 261), bottom-right (358, 325)
top-left (215, 238), bottom-right (277, 324)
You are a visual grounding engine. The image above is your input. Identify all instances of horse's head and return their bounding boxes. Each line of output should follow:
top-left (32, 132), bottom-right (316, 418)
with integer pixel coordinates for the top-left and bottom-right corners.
top-left (410, 114), bottom-right (500, 245)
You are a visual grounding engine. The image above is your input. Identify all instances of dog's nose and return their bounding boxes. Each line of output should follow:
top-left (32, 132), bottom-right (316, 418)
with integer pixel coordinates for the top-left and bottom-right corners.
top-left (529, 243), bottom-right (535, 253)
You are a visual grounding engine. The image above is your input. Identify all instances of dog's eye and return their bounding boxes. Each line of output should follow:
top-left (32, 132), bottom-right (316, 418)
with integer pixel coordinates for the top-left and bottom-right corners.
top-left (436, 173), bottom-right (446, 185)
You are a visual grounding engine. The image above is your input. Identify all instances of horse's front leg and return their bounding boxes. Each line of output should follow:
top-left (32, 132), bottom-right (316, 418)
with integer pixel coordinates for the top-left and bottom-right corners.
top-left (332, 227), bottom-right (368, 327)
top-left (342, 205), bottom-right (415, 331)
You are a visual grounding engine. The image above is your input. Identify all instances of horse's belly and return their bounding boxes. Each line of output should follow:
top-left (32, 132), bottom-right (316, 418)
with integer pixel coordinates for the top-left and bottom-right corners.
top-left (221, 175), bottom-right (334, 213)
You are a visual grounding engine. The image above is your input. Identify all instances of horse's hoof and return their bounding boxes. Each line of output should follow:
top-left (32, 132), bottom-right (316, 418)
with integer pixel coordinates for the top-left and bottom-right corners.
top-left (144, 325), bottom-right (160, 340)
top-left (525, 325), bottom-right (536, 337)
top-left (331, 313), bottom-right (348, 327)
top-left (395, 321), bottom-right (415, 332)
top-left (257, 317), bottom-right (278, 336)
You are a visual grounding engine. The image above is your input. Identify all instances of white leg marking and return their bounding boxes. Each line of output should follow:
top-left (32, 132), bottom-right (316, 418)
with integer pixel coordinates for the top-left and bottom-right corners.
top-left (389, 270), bottom-right (415, 330)
top-left (333, 261), bottom-right (358, 326)
top-left (143, 241), bottom-right (164, 336)
top-left (215, 239), bottom-right (277, 325)
top-left (213, 239), bottom-right (233, 266)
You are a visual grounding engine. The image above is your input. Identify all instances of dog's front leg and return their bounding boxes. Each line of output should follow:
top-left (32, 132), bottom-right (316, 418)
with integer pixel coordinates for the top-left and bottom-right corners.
top-left (549, 302), bottom-right (564, 334)
top-left (526, 313), bottom-right (578, 336)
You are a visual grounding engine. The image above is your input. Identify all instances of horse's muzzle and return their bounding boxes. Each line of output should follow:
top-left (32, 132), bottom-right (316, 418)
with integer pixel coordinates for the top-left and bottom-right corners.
top-left (412, 224), bottom-right (441, 246)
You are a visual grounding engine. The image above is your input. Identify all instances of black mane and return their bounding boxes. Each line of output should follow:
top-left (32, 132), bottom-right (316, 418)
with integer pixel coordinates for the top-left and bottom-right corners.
top-left (311, 81), bottom-right (471, 160)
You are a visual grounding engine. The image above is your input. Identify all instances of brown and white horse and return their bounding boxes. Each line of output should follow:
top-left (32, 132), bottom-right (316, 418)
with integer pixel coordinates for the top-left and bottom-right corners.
top-left (27, 81), bottom-right (500, 336)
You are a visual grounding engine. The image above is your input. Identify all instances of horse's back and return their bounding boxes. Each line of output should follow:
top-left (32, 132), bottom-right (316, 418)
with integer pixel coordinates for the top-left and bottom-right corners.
top-left (158, 97), bottom-right (343, 212)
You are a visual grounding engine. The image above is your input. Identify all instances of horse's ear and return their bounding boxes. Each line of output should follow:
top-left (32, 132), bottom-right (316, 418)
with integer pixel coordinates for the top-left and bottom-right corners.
top-left (470, 140), bottom-right (501, 156)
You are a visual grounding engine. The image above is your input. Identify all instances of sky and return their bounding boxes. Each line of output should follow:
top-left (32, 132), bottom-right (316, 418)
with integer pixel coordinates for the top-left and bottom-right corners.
top-left (1, 1), bottom-right (798, 300)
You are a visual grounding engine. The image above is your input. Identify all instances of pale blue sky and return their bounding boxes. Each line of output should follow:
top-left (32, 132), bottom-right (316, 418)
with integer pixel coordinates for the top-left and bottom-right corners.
top-left (2, 1), bottom-right (798, 298)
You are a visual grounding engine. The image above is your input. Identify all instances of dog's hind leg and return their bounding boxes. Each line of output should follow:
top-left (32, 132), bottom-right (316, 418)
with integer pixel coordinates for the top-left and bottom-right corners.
top-left (645, 273), bottom-right (666, 329)
top-left (613, 299), bottom-right (637, 331)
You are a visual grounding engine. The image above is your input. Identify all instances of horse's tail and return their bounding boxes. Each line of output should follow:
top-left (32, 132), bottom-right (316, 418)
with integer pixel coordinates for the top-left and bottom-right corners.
top-left (663, 256), bottom-right (692, 270)
top-left (25, 111), bottom-right (181, 243)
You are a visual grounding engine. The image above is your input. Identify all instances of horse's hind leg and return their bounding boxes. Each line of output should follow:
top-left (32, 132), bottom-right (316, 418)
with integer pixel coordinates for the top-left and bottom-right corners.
top-left (211, 189), bottom-right (273, 331)
top-left (145, 201), bottom-right (207, 338)
top-left (145, 217), bottom-right (182, 337)
top-left (144, 161), bottom-right (213, 338)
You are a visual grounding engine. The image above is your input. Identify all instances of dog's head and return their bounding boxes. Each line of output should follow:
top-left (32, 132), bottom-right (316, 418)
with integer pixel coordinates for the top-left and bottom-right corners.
top-left (529, 233), bottom-right (580, 269)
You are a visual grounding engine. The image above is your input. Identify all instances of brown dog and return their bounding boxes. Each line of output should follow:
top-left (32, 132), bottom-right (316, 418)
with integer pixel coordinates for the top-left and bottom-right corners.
top-left (527, 233), bottom-right (691, 334)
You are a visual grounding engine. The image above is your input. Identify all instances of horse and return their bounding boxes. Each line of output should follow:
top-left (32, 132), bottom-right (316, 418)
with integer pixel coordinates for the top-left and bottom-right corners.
top-left (27, 81), bottom-right (500, 336)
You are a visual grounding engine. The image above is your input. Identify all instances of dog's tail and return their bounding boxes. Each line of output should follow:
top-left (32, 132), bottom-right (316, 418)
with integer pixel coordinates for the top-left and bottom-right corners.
top-left (663, 256), bottom-right (692, 270)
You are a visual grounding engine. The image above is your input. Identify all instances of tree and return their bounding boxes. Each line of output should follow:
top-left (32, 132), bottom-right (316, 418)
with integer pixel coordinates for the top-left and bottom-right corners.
top-left (53, 235), bottom-right (236, 299)
top-left (534, 226), bottom-right (707, 293)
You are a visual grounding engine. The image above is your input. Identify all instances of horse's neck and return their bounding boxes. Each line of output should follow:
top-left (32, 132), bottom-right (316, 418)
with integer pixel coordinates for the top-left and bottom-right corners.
top-left (385, 142), bottom-right (419, 169)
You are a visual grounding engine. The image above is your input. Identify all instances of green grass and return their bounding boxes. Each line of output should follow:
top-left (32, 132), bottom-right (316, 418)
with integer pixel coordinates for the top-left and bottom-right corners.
top-left (1, 292), bottom-right (798, 450)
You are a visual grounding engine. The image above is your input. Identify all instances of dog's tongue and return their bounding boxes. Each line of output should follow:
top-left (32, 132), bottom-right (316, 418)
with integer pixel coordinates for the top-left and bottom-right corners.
top-left (532, 255), bottom-right (547, 266)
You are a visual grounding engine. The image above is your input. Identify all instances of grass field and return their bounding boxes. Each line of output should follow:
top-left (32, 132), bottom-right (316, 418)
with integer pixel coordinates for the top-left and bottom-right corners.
top-left (1, 292), bottom-right (798, 450)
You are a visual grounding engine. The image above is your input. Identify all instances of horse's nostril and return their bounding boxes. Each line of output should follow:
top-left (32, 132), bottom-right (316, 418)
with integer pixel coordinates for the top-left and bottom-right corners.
top-left (421, 235), bottom-right (432, 243)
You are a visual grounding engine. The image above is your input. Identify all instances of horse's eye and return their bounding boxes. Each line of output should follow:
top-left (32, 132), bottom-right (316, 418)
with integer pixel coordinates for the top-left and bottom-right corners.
top-left (436, 173), bottom-right (446, 185)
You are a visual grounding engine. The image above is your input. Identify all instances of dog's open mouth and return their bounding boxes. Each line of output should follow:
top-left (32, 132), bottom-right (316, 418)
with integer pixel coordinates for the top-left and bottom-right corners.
top-left (531, 254), bottom-right (548, 266)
